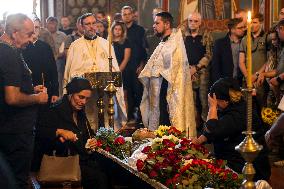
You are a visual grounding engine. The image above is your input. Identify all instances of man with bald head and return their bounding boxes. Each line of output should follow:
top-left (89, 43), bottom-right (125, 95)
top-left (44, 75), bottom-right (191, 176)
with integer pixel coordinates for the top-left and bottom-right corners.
top-left (0, 13), bottom-right (48, 188)
top-left (184, 12), bottom-right (212, 124)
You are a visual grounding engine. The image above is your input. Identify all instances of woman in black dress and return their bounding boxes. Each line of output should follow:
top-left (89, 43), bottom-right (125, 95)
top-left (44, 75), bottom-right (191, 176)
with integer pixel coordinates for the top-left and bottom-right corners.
top-left (111, 21), bottom-right (131, 119)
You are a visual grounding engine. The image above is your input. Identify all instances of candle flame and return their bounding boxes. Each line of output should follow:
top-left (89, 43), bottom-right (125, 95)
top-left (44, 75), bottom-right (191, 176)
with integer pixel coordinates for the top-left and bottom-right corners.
top-left (247, 11), bottom-right (251, 23)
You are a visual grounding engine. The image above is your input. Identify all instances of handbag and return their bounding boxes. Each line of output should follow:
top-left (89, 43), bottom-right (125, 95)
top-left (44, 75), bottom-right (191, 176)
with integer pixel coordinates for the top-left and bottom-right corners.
top-left (37, 151), bottom-right (81, 186)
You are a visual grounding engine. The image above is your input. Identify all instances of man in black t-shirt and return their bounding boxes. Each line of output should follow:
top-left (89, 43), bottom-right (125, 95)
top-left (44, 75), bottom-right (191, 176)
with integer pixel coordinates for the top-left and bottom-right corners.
top-left (121, 6), bottom-right (147, 122)
top-left (0, 13), bottom-right (48, 189)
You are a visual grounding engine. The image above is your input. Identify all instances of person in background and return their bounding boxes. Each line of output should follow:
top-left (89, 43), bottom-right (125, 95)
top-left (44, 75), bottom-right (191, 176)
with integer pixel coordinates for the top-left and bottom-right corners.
top-left (96, 10), bottom-right (107, 23)
top-left (59, 16), bottom-right (73, 35)
top-left (22, 17), bottom-right (59, 171)
top-left (145, 7), bottom-right (164, 60)
top-left (184, 12), bottom-right (212, 125)
top-left (265, 113), bottom-right (284, 166)
top-left (234, 9), bottom-right (247, 30)
top-left (65, 16), bottom-right (84, 54)
top-left (279, 8), bottom-right (284, 21)
top-left (121, 5), bottom-right (147, 123)
top-left (38, 77), bottom-right (110, 189)
top-left (0, 13), bottom-right (48, 188)
top-left (114, 13), bottom-right (122, 22)
top-left (46, 16), bottom-right (67, 97)
top-left (34, 18), bottom-right (56, 57)
top-left (211, 18), bottom-right (245, 84)
top-left (270, 20), bottom-right (284, 100)
top-left (239, 13), bottom-right (268, 113)
top-left (95, 20), bottom-right (108, 39)
top-left (112, 21), bottom-right (131, 119)
top-left (193, 78), bottom-right (271, 181)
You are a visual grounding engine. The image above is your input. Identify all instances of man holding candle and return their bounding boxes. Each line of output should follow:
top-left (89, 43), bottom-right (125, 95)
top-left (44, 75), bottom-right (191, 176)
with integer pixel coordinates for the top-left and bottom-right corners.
top-left (239, 13), bottom-right (268, 111)
top-left (64, 13), bottom-right (127, 131)
top-left (0, 13), bottom-right (48, 188)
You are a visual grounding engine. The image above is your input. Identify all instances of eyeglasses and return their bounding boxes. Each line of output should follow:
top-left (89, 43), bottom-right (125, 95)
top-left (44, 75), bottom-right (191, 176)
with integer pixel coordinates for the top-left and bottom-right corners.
top-left (188, 19), bottom-right (199, 23)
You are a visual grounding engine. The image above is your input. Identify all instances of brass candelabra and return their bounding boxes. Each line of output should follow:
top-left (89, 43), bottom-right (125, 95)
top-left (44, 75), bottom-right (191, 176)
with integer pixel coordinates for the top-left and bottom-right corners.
top-left (104, 56), bottom-right (116, 129)
top-left (235, 88), bottom-right (263, 189)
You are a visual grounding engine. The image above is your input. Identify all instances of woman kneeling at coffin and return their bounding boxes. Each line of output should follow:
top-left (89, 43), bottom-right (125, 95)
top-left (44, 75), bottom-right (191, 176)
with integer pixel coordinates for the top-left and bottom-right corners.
top-left (38, 77), bottom-right (110, 189)
top-left (192, 77), bottom-right (271, 181)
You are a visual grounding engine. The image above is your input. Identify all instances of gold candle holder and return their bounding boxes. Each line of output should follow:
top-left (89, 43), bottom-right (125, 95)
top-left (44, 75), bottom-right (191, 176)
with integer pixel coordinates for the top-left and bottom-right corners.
top-left (104, 56), bottom-right (116, 129)
top-left (235, 88), bottom-right (263, 189)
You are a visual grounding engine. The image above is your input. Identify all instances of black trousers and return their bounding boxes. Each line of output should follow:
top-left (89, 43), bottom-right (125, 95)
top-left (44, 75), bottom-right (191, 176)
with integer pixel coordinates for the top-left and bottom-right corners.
top-left (159, 78), bottom-right (170, 126)
top-left (124, 66), bottom-right (143, 120)
top-left (0, 132), bottom-right (34, 189)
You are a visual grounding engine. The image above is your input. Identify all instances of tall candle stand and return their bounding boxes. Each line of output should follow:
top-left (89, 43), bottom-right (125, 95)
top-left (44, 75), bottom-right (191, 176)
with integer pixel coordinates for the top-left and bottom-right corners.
top-left (235, 88), bottom-right (263, 189)
top-left (235, 11), bottom-right (262, 189)
top-left (104, 56), bottom-right (116, 129)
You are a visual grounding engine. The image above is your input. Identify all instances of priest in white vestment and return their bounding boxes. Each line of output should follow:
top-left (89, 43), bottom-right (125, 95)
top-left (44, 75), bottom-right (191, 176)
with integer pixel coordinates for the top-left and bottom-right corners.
top-left (139, 12), bottom-right (196, 137)
top-left (64, 13), bottom-right (127, 131)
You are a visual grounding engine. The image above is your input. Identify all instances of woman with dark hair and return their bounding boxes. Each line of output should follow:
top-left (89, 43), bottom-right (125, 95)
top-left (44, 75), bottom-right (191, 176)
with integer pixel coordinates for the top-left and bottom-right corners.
top-left (38, 77), bottom-right (110, 189)
top-left (111, 21), bottom-right (131, 121)
top-left (193, 78), bottom-right (271, 181)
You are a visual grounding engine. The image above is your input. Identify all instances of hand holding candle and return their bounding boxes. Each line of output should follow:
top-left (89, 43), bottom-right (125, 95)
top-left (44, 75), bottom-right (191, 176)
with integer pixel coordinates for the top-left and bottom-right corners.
top-left (246, 11), bottom-right (252, 88)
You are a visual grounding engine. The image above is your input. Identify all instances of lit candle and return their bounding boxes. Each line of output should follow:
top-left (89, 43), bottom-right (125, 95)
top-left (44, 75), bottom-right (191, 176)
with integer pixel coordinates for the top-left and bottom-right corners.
top-left (108, 16), bottom-right (112, 57)
top-left (246, 11), bottom-right (252, 88)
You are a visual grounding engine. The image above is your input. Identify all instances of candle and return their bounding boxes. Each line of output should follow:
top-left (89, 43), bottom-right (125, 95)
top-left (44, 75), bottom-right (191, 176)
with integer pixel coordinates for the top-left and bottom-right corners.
top-left (246, 11), bottom-right (252, 88)
top-left (108, 16), bottom-right (112, 57)
top-left (42, 73), bottom-right (45, 87)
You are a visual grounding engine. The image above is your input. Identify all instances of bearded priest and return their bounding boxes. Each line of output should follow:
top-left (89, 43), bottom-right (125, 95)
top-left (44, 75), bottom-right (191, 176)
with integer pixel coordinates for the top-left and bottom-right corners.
top-left (64, 13), bottom-right (127, 131)
top-left (139, 12), bottom-right (196, 137)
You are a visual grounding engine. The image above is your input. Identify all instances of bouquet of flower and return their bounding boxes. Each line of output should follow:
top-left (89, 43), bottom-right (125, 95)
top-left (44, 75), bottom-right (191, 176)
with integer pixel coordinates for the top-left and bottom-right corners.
top-left (136, 136), bottom-right (210, 184)
top-left (166, 159), bottom-right (242, 189)
top-left (155, 125), bottom-right (186, 138)
top-left (261, 107), bottom-right (281, 126)
top-left (136, 135), bottom-right (183, 183)
top-left (95, 128), bottom-right (132, 159)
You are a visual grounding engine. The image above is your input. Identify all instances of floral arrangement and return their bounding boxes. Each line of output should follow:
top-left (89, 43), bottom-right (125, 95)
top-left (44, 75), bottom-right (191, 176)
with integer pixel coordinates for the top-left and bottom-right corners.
top-left (167, 159), bottom-right (242, 189)
top-left (136, 127), bottom-right (242, 188)
top-left (95, 127), bottom-right (132, 159)
top-left (136, 137), bottom-right (210, 185)
top-left (155, 125), bottom-right (186, 138)
top-left (261, 107), bottom-right (281, 126)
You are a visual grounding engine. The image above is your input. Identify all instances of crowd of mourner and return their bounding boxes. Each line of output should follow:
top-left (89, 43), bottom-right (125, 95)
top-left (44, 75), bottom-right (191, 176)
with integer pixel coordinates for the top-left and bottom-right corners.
top-left (1, 5), bottom-right (284, 189)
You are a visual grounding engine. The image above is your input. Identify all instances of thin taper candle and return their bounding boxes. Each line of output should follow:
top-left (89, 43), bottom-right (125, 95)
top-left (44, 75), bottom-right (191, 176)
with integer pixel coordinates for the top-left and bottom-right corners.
top-left (42, 73), bottom-right (44, 87)
top-left (246, 11), bottom-right (252, 88)
top-left (108, 16), bottom-right (112, 57)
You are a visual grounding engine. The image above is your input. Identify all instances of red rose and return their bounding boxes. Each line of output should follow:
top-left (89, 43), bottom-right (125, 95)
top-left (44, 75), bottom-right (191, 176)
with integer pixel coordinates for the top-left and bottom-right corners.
top-left (136, 159), bottom-right (145, 171)
top-left (142, 146), bottom-right (152, 154)
top-left (96, 139), bottom-right (103, 147)
top-left (105, 146), bottom-right (111, 152)
top-left (149, 170), bottom-right (158, 178)
top-left (232, 173), bottom-right (238, 180)
top-left (114, 136), bottom-right (125, 145)
top-left (165, 178), bottom-right (173, 186)
top-left (162, 139), bottom-right (176, 148)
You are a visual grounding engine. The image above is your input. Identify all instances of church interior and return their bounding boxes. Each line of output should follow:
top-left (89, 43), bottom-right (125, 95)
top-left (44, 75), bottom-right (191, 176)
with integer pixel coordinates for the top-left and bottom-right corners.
top-left (1, 0), bottom-right (284, 189)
